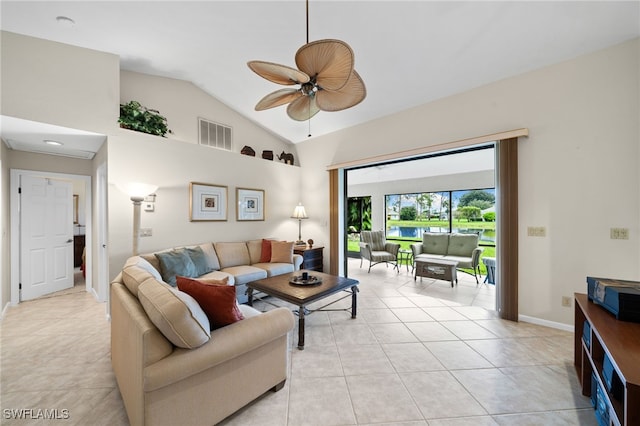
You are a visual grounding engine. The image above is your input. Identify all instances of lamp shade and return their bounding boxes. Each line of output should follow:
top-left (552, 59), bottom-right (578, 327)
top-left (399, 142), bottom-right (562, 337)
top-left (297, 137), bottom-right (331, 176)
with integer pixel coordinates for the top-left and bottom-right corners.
top-left (291, 203), bottom-right (308, 219)
top-left (120, 182), bottom-right (158, 200)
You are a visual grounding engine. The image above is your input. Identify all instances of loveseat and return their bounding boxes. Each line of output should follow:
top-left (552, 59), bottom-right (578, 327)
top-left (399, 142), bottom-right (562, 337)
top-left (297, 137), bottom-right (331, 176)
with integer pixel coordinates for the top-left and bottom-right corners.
top-left (411, 232), bottom-right (483, 283)
top-left (110, 239), bottom-right (301, 425)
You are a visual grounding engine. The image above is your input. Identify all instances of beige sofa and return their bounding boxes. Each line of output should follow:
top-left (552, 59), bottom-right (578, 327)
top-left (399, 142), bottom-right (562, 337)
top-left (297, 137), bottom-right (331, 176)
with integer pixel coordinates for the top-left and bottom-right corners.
top-left (110, 239), bottom-right (300, 425)
top-left (139, 240), bottom-right (303, 304)
top-left (411, 232), bottom-right (483, 283)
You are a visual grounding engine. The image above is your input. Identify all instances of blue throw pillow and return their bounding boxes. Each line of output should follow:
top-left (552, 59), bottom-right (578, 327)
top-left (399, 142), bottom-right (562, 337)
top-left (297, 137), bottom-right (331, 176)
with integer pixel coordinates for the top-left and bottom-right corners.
top-left (185, 246), bottom-right (214, 276)
top-left (155, 249), bottom-right (197, 287)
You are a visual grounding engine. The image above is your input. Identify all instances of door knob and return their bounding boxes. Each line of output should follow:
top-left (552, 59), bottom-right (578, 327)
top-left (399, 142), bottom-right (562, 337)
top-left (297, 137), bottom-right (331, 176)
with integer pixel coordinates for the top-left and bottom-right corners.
top-left (66, 239), bottom-right (73, 243)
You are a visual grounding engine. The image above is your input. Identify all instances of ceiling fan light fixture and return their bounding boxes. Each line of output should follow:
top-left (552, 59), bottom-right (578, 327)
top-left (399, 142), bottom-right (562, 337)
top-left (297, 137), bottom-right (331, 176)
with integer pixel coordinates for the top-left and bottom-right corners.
top-left (247, 1), bottom-right (365, 122)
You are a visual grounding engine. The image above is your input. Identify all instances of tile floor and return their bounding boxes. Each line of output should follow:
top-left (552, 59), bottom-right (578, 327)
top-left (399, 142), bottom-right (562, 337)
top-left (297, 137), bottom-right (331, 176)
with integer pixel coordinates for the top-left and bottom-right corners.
top-left (0, 261), bottom-right (597, 425)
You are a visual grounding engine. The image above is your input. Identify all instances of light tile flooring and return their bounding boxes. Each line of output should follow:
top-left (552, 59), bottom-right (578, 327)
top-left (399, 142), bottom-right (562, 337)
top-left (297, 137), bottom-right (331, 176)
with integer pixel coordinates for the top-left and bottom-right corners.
top-left (0, 261), bottom-right (597, 425)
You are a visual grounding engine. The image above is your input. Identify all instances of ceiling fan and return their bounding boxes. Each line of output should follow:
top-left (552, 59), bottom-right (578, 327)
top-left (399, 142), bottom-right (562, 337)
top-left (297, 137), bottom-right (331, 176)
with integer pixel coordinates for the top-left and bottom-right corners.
top-left (247, 1), bottom-right (366, 122)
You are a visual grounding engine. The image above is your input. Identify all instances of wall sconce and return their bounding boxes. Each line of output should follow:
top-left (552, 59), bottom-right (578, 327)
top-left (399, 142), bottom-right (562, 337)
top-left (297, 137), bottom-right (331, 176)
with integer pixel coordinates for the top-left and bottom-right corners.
top-left (291, 202), bottom-right (308, 245)
top-left (121, 182), bottom-right (158, 255)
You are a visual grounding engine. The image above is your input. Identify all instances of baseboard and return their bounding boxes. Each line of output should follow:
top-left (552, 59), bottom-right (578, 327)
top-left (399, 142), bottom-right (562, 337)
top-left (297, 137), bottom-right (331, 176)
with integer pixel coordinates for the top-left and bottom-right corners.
top-left (519, 314), bottom-right (573, 332)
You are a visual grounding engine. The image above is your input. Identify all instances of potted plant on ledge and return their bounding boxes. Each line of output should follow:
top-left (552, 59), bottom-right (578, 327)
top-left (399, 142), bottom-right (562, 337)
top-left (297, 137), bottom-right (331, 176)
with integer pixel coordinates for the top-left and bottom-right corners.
top-left (118, 100), bottom-right (171, 137)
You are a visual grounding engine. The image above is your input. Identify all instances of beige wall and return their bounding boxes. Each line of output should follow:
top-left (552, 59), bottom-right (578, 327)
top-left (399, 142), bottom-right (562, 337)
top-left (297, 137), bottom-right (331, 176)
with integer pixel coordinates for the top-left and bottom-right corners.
top-left (0, 31), bottom-right (120, 135)
top-left (120, 71), bottom-right (295, 158)
top-left (106, 129), bottom-right (302, 277)
top-left (297, 37), bottom-right (640, 326)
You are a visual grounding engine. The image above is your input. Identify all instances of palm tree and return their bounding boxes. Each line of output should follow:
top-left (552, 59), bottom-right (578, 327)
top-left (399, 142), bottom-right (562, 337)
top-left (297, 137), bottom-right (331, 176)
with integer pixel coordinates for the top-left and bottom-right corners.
top-left (416, 193), bottom-right (433, 220)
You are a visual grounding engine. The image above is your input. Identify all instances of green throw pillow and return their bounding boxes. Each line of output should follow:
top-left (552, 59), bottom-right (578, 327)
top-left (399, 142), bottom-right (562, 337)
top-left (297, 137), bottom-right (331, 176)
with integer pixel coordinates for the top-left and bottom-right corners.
top-left (185, 246), bottom-right (214, 276)
top-left (155, 249), bottom-right (197, 287)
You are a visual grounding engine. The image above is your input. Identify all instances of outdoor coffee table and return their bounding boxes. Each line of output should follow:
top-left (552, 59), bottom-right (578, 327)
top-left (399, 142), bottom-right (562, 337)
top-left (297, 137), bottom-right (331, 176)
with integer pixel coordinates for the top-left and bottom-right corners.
top-left (414, 258), bottom-right (458, 287)
top-left (246, 271), bottom-right (359, 350)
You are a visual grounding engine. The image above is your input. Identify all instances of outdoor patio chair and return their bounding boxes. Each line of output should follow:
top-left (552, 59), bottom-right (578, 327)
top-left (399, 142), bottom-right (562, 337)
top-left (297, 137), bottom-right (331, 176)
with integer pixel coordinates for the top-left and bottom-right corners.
top-left (359, 230), bottom-right (401, 273)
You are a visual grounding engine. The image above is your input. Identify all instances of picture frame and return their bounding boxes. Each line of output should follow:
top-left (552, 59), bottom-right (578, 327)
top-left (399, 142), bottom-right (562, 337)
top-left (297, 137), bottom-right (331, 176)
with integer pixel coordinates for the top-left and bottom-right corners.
top-left (189, 182), bottom-right (228, 221)
top-left (236, 188), bottom-right (265, 221)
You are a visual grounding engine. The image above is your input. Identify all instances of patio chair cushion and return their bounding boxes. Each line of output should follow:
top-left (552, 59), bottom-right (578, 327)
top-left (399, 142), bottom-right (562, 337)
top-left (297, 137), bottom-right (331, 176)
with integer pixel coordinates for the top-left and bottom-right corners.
top-left (421, 233), bottom-right (449, 255)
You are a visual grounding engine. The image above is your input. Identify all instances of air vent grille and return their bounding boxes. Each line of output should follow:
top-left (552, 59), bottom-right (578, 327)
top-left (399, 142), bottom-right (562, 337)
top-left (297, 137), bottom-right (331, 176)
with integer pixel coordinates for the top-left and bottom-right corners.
top-left (198, 118), bottom-right (232, 151)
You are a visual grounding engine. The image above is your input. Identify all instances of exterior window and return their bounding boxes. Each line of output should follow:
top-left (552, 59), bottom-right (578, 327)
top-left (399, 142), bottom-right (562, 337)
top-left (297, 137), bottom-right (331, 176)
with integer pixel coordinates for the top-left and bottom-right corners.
top-left (385, 188), bottom-right (495, 246)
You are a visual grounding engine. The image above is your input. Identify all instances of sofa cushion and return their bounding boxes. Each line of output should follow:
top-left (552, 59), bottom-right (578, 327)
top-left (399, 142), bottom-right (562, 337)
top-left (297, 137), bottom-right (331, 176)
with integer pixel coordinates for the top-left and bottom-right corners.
top-left (197, 242), bottom-right (221, 271)
top-left (421, 233), bottom-right (449, 255)
top-left (364, 230), bottom-right (386, 251)
top-left (214, 242), bottom-right (250, 268)
top-left (184, 246), bottom-right (214, 276)
top-left (260, 239), bottom-right (272, 263)
top-left (198, 270), bottom-right (235, 285)
top-left (271, 241), bottom-right (293, 263)
top-left (155, 249), bottom-right (197, 287)
top-left (246, 239), bottom-right (263, 264)
top-left (122, 256), bottom-right (163, 297)
top-left (253, 262), bottom-right (295, 277)
top-left (447, 233), bottom-right (479, 257)
top-left (137, 278), bottom-right (211, 349)
top-left (176, 276), bottom-right (245, 329)
top-left (221, 265), bottom-right (268, 285)
top-left (238, 304), bottom-right (262, 319)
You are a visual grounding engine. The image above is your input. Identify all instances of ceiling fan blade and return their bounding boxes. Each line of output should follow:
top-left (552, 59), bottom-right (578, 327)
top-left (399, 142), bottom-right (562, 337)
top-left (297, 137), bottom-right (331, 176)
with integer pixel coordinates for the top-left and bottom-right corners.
top-left (316, 70), bottom-right (366, 112)
top-left (287, 95), bottom-right (320, 121)
top-left (255, 89), bottom-right (302, 111)
top-left (295, 39), bottom-right (354, 91)
top-left (247, 61), bottom-right (310, 85)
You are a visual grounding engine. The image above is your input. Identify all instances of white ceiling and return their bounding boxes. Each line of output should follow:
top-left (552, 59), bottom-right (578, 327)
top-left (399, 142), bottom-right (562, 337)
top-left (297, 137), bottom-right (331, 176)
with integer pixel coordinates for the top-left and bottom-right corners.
top-left (348, 148), bottom-right (495, 185)
top-left (1, 1), bottom-right (639, 151)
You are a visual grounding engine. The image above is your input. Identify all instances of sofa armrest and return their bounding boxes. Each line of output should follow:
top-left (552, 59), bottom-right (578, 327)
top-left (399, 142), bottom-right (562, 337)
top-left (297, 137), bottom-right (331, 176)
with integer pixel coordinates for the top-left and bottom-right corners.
top-left (410, 243), bottom-right (423, 258)
top-left (143, 307), bottom-right (295, 392)
top-left (358, 242), bottom-right (371, 259)
top-left (384, 242), bottom-right (401, 257)
top-left (471, 247), bottom-right (483, 268)
top-left (293, 253), bottom-right (303, 271)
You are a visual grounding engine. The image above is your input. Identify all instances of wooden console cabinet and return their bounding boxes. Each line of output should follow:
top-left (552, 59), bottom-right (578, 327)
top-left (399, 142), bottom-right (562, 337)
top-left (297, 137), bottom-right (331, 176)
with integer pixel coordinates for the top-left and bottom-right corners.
top-left (574, 293), bottom-right (640, 425)
top-left (294, 246), bottom-right (323, 272)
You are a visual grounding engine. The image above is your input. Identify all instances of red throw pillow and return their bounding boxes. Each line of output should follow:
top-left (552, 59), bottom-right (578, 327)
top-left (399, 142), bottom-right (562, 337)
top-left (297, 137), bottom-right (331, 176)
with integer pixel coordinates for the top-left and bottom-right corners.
top-left (176, 276), bottom-right (244, 329)
top-left (259, 239), bottom-right (272, 263)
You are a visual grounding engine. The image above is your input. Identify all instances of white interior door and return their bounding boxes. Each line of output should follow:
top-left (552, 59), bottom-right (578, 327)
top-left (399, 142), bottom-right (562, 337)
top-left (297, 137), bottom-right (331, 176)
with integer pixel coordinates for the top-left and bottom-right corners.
top-left (20, 175), bottom-right (74, 300)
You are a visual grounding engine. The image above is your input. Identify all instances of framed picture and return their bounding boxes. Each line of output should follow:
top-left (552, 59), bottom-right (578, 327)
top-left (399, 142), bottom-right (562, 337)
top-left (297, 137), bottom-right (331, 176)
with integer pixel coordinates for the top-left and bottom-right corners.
top-left (190, 182), bottom-right (228, 221)
top-left (236, 188), bottom-right (265, 221)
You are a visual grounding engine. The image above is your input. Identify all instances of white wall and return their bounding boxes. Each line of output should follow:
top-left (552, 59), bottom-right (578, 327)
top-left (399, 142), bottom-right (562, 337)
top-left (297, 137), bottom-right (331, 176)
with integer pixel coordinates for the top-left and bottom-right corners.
top-left (297, 38), bottom-right (640, 326)
top-left (0, 31), bottom-right (120, 135)
top-left (120, 71), bottom-right (296, 160)
top-left (106, 129), bottom-right (302, 278)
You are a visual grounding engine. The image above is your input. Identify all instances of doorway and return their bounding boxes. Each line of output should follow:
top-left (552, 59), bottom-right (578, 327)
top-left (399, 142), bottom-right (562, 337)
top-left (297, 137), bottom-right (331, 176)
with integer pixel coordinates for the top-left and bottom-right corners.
top-left (344, 145), bottom-right (497, 310)
top-left (10, 169), bottom-right (92, 304)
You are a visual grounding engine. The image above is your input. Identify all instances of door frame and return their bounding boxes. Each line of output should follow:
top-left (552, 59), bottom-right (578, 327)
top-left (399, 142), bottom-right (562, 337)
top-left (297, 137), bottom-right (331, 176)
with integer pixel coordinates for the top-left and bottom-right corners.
top-left (10, 169), bottom-right (92, 304)
top-left (96, 162), bottom-right (108, 303)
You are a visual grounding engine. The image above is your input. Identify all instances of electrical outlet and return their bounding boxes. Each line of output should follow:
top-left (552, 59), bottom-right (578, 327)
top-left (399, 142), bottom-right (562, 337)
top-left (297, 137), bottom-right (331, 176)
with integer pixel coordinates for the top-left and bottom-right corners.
top-left (527, 226), bottom-right (546, 237)
top-left (140, 228), bottom-right (153, 237)
top-left (610, 228), bottom-right (629, 240)
top-left (562, 296), bottom-right (572, 307)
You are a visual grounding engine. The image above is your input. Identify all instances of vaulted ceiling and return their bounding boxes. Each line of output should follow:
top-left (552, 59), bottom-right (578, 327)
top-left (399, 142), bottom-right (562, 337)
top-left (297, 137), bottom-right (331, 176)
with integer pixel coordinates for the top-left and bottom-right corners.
top-left (2, 1), bottom-right (639, 147)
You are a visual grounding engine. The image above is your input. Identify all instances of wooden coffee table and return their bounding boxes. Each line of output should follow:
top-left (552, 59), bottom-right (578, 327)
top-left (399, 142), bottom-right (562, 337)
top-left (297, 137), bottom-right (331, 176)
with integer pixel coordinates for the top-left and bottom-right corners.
top-left (246, 271), bottom-right (359, 350)
top-left (414, 258), bottom-right (458, 287)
